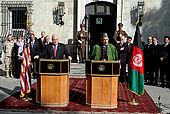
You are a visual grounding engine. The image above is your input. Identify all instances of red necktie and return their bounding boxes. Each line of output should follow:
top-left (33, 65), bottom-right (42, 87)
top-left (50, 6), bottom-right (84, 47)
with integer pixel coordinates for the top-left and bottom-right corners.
top-left (120, 43), bottom-right (123, 47)
top-left (54, 46), bottom-right (57, 58)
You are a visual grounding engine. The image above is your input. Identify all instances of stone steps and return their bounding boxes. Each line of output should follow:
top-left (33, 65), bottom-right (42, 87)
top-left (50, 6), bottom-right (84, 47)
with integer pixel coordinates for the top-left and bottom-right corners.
top-left (70, 63), bottom-right (85, 76)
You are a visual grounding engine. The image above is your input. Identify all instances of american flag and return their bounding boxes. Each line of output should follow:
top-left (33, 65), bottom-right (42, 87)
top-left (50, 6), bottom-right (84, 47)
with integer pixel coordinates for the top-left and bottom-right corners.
top-left (20, 43), bottom-right (31, 97)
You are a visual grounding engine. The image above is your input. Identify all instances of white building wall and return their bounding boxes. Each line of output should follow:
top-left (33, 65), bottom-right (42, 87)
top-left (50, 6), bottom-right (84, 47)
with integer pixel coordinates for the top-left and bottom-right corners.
top-left (32, 0), bottom-right (74, 44)
top-left (1, 0), bottom-right (170, 43)
top-left (142, 0), bottom-right (170, 42)
top-left (0, 0), bottom-right (74, 44)
top-left (115, 0), bottom-right (170, 43)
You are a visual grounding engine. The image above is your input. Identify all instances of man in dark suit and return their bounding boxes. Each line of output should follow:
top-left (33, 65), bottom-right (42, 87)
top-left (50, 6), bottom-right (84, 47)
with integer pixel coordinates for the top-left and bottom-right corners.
top-left (150, 36), bottom-right (161, 86)
top-left (29, 32), bottom-right (39, 79)
top-left (41, 33), bottom-right (72, 60)
top-left (144, 36), bottom-right (153, 84)
top-left (30, 32), bottom-right (39, 61)
top-left (126, 36), bottom-right (132, 64)
top-left (113, 23), bottom-right (128, 45)
top-left (160, 36), bottom-right (170, 88)
top-left (38, 31), bottom-right (46, 53)
top-left (116, 35), bottom-right (128, 82)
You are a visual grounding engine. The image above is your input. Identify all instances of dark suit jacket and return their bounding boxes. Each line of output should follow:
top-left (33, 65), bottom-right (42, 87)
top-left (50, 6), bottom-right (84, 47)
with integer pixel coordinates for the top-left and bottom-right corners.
top-left (160, 44), bottom-right (170, 65)
top-left (116, 43), bottom-right (128, 63)
top-left (144, 43), bottom-right (153, 70)
top-left (150, 44), bottom-right (161, 67)
top-left (30, 39), bottom-right (39, 61)
top-left (126, 42), bottom-right (132, 63)
top-left (38, 38), bottom-right (45, 53)
top-left (41, 43), bottom-right (70, 59)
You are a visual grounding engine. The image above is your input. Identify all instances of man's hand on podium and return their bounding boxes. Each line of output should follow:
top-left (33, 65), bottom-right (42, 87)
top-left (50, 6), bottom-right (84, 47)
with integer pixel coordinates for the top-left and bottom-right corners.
top-left (78, 40), bottom-right (82, 43)
top-left (34, 55), bottom-right (39, 59)
top-left (68, 56), bottom-right (72, 61)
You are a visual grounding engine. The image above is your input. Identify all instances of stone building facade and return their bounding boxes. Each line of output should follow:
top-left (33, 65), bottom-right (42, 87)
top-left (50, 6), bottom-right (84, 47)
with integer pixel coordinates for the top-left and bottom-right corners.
top-left (0, 0), bottom-right (170, 59)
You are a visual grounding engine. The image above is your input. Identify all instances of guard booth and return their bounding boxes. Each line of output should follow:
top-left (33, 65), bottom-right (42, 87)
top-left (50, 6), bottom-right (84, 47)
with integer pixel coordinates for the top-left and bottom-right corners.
top-left (85, 1), bottom-right (117, 58)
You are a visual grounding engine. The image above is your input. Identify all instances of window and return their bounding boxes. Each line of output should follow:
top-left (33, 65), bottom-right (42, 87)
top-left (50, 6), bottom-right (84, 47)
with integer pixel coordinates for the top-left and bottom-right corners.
top-left (1, 1), bottom-right (33, 37)
top-left (85, 1), bottom-right (116, 15)
top-left (11, 8), bottom-right (27, 29)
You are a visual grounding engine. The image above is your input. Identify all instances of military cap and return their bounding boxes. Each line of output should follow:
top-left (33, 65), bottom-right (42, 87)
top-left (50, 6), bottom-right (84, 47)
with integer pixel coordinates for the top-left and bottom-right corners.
top-left (118, 23), bottom-right (123, 27)
top-left (80, 24), bottom-right (85, 27)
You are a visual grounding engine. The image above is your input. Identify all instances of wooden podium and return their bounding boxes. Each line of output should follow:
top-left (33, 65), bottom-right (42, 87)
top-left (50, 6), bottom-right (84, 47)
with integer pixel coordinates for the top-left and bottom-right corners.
top-left (86, 60), bottom-right (120, 109)
top-left (34, 59), bottom-right (70, 107)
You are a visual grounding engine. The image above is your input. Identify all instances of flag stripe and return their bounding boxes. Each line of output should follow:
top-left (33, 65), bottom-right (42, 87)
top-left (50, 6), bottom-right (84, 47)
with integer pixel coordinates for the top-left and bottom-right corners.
top-left (128, 68), bottom-right (144, 96)
top-left (20, 44), bottom-right (31, 97)
top-left (128, 24), bottom-right (144, 96)
top-left (129, 45), bottom-right (144, 74)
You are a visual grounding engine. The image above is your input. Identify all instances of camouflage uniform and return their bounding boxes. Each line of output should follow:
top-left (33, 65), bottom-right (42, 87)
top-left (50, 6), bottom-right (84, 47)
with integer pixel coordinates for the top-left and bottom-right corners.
top-left (4, 40), bottom-right (14, 78)
top-left (76, 30), bottom-right (88, 62)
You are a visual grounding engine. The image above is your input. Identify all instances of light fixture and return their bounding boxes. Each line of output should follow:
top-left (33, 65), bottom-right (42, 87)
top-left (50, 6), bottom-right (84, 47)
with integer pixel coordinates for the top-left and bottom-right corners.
top-left (137, 1), bottom-right (144, 26)
top-left (57, 2), bottom-right (65, 26)
top-left (138, 1), bottom-right (144, 17)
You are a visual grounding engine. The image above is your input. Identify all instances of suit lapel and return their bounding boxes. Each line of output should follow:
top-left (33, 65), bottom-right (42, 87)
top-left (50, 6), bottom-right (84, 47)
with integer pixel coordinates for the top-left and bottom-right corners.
top-left (50, 45), bottom-right (54, 58)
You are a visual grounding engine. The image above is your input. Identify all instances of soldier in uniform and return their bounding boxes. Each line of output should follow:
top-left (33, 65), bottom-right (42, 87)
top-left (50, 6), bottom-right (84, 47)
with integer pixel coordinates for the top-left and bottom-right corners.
top-left (76, 24), bottom-right (88, 63)
top-left (113, 23), bottom-right (128, 45)
top-left (4, 34), bottom-right (14, 78)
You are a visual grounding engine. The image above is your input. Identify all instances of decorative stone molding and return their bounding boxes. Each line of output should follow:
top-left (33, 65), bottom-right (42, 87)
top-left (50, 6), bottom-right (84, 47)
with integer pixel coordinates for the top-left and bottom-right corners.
top-left (1, 1), bottom-right (33, 7)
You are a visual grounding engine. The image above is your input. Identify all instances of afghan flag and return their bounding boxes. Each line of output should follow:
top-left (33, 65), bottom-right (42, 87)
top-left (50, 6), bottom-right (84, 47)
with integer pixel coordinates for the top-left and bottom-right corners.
top-left (128, 24), bottom-right (144, 96)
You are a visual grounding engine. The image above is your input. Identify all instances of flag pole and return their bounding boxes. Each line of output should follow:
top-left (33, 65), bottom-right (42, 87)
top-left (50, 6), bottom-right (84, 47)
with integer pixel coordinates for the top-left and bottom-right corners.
top-left (128, 93), bottom-right (139, 105)
top-left (21, 36), bottom-right (30, 101)
top-left (21, 11), bottom-right (32, 101)
top-left (128, 15), bottom-right (143, 105)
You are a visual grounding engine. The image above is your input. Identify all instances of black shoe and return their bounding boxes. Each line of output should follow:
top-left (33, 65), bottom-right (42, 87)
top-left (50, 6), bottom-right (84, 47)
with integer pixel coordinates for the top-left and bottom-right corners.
top-left (160, 83), bottom-right (165, 88)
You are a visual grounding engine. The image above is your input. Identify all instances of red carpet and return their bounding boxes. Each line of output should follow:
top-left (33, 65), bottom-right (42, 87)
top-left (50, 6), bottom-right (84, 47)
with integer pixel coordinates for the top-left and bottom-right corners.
top-left (0, 78), bottom-right (160, 113)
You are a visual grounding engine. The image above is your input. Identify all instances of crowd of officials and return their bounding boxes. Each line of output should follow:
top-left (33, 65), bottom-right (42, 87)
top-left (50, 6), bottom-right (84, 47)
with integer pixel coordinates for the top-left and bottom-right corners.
top-left (144, 36), bottom-right (170, 88)
top-left (1, 23), bottom-right (170, 89)
top-left (2, 31), bottom-right (72, 79)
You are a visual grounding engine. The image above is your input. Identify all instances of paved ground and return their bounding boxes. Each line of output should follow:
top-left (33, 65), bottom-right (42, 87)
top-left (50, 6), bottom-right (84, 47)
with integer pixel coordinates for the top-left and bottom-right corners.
top-left (0, 63), bottom-right (170, 114)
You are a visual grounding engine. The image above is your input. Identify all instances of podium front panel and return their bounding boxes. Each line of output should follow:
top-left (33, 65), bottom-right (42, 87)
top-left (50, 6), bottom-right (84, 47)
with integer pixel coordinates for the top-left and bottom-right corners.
top-left (34, 59), bottom-right (69, 75)
top-left (86, 60), bottom-right (120, 76)
top-left (40, 61), bottom-right (61, 73)
top-left (92, 63), bottom-right (112, 75)
top-left (112, 62), bottom-right (120, 75)
top-left (86, 60), bottom-right (91, 75)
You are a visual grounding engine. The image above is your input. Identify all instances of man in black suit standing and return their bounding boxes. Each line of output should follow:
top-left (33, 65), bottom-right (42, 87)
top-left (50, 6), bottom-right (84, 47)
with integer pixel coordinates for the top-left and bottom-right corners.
top-left (144, 36), bottom-right (153, 84)
top-left (41, 33), bottom-right (72, 60)
top-left (126, 36), bottom-right (132, 64)
top-left (160, 36), bottom-right (170, 88)
top-left (29, 32), bottom-right (39, 79)
top-left (150, 36), bottom-right (161, 86)
top-left (116, 35), bottom-right (128, 82)
top-left (38, 31), bottom-right (46, 53)
top-left (30, 32), bottom-right (39, 61)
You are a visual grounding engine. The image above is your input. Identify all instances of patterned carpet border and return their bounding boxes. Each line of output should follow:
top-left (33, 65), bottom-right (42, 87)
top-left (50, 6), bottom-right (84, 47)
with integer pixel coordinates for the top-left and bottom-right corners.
top-left (0, 78), bottom-right (160, 113)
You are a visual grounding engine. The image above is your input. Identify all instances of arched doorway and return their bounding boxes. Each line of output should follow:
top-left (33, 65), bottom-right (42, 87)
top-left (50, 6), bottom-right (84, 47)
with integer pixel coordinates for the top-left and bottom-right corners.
top-left (85, 1), bottom-right (117, 57)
